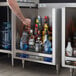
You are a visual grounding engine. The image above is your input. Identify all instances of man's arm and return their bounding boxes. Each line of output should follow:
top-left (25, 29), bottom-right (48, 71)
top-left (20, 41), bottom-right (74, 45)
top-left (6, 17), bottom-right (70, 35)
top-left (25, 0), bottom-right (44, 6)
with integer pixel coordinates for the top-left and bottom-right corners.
top-left (7, 0), bottom-right (31, 26)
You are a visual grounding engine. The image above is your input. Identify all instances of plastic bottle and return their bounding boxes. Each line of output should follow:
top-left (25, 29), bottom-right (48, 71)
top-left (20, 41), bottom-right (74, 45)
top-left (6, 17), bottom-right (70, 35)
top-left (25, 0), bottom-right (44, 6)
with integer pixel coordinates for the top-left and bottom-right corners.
top-left (66, 38), bottom-right (73, 56)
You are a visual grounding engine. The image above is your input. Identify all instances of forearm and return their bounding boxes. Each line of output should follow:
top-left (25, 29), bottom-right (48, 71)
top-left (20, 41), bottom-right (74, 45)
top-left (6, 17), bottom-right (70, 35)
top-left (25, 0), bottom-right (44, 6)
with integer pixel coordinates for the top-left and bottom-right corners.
top-left (7, 0), bottom-right (25, 22)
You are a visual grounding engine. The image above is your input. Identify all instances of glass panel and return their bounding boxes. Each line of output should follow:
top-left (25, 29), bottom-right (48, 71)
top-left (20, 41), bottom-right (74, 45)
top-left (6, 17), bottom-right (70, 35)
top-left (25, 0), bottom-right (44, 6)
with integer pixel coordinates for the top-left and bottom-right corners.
top-left (16, 7), bottom-right (52, 55)
top-left (0, 7), bottom-right (11, 50)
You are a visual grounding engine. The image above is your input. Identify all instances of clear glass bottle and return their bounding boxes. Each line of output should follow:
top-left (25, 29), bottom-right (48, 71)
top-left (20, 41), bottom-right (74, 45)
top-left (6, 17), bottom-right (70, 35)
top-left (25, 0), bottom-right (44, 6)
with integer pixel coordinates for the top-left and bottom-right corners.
top-left (44, 32), bottom-right (52, 54)
top-left (20, 31), bottom-right (29, 50)
top-left (35, 37), bottom-right (42, 52)
top-left (28, 29), bottom-right (35, 51)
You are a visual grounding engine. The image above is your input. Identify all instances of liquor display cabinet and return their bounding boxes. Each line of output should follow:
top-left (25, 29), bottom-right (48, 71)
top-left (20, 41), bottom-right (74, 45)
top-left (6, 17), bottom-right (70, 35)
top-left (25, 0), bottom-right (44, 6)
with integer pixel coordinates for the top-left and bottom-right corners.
top-left (0, 2), bottom-right (61, 73)
top-left (12, 3), bottom-right (61, 73)
top-left (62, 6), bottom-right (76, 75)
top-left (1, 1), bottom-right (76, 75)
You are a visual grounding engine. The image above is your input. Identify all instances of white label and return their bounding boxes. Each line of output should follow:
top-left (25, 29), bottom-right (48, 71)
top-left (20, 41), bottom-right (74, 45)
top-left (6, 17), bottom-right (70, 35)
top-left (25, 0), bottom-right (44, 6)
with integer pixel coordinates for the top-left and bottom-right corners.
top-left (29, 39), bottom-right (34, 45)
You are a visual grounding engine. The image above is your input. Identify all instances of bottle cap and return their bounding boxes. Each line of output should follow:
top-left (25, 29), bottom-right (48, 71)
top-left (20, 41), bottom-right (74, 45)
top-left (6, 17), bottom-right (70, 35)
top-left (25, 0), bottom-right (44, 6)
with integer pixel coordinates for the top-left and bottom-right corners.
top-left (45, 16), bottom-right (47, 19)
top-left (35, 24), bottom-right (38, 27)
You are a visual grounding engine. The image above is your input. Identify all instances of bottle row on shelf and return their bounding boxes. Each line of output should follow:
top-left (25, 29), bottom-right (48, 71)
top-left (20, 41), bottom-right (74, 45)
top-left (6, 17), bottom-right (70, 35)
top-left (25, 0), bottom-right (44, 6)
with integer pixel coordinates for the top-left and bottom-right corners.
top-left (16, 53), bottom-right (52, 62)
top-left (18, 16), bottom-right (52, 54)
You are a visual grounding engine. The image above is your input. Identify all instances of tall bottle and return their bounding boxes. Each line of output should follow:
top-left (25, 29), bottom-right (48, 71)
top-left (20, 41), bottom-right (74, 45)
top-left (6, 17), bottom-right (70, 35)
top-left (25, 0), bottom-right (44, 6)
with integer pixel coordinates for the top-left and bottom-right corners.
top-left (44, 31), bottom-right (52, 54)
top-left (35, 37), bottom-right (42, 52)
top-left (20, 26), bottom-right (29, 50)
top-left (34, 24), bottom-right (38, 40)
top-left (28, 29), bottom-right (35, 51)
top-left (35, 16), bottom-right (42, 40)
top-left (42, 23), bottom-right (48, 43)
top-left (65, 38), bottom-right (73, 57)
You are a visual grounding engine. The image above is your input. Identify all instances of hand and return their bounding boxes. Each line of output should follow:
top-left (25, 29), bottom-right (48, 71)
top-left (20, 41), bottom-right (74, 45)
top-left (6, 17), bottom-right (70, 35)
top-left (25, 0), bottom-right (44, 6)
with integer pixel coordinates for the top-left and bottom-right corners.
top-left (22, 18), bottom-right (31, 26)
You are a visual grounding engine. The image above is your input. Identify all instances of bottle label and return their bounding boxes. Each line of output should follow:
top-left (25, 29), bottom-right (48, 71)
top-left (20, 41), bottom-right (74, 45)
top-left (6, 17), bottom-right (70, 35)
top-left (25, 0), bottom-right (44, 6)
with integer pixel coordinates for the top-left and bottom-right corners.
top-left (29, 39), bottom-right (34, 45)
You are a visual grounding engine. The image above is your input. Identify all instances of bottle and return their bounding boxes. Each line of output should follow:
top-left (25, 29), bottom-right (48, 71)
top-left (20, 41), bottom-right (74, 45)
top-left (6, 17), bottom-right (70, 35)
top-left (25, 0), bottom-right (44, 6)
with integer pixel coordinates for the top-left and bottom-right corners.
top-left (20, 27), bottom-right (29, 58)
top-left (35, 37), bottom-right (42, 52)
top-left (44, 31), bottom-right (52, 54)
top-left (34, 24), bottom-right (38, 40)
top-left (28, 29), bottom-right (35, 51)
top-left (36, 16), bottom-right (41, 30)
top-left (65, 38), bottom-right (73, 57)
top-left (35, 16), bottom-right (42, 40)
top-left (42, 23), bottom-right (48, 43)
top-left (20, 30), bottom-right (29, 50)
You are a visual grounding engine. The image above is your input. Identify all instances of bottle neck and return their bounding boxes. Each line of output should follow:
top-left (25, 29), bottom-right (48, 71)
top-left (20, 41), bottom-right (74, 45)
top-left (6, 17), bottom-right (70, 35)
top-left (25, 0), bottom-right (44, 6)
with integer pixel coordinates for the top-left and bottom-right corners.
top-left (67, 42), bottom-right (72, 47)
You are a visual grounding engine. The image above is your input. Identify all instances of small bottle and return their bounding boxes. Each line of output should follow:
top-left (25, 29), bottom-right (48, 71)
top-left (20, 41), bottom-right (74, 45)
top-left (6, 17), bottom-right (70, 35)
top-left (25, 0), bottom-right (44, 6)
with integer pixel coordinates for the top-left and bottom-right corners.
top-left (66, 38), bottom-right (73, 57)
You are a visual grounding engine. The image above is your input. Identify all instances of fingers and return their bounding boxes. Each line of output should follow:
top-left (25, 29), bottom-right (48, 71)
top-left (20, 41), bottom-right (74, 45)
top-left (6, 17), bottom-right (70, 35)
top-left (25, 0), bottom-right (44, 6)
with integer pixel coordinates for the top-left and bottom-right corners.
top-left (23, 18), bottom-right (31, 26)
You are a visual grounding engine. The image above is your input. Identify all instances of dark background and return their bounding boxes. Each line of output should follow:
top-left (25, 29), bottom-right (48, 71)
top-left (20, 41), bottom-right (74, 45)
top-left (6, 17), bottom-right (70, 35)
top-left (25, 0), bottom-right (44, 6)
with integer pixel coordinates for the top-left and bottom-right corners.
top-left (40, 0), bottom-right (76, 3)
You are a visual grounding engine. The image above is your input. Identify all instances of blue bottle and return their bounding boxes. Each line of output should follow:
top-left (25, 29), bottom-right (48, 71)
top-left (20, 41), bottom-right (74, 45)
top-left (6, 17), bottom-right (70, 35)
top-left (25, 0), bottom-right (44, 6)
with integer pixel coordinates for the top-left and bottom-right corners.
top-left (20, 31), bottom-right (29, 50)
top-left (44, 32), bottom-right (52, 54)
top-left (20, 31), bottom-right (29, 58)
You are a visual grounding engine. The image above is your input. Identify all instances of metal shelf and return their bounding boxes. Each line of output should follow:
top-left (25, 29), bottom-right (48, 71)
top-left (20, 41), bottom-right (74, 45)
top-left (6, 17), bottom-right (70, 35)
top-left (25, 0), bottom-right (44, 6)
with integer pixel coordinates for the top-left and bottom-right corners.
top-left (0, 49), bottom-right (12, 54)
top-left (65, 57), bottom-right (76, 61)
top-left (14, 57), bottom-right (53, 65)
top-left (15, 50), bottom-right (52, 58)
top-left (62, 64), bottom-right (76, 69)
top-left (0, 2), bottom-right (37, 7)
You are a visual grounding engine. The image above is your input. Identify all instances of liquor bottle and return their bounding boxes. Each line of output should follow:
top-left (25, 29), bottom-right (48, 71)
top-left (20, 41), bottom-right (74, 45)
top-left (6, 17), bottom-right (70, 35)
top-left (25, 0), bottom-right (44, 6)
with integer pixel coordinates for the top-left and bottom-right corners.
top-left (42, 23), bottom-right (48, 43)
top-left (44, 31), bottom-right (52, 54)
top-left (35, 16), bottom-right (42, 39)
top-left (36, 16), bottom-right (41, 30)
top-left (65, 38), bottom-right (73, 57)
top-left (20, 26), bottom-right (29, 50)
top-left (35, 37), bottom-right (42, 52)
top-left (28, 29), bottom-right (35, 51)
